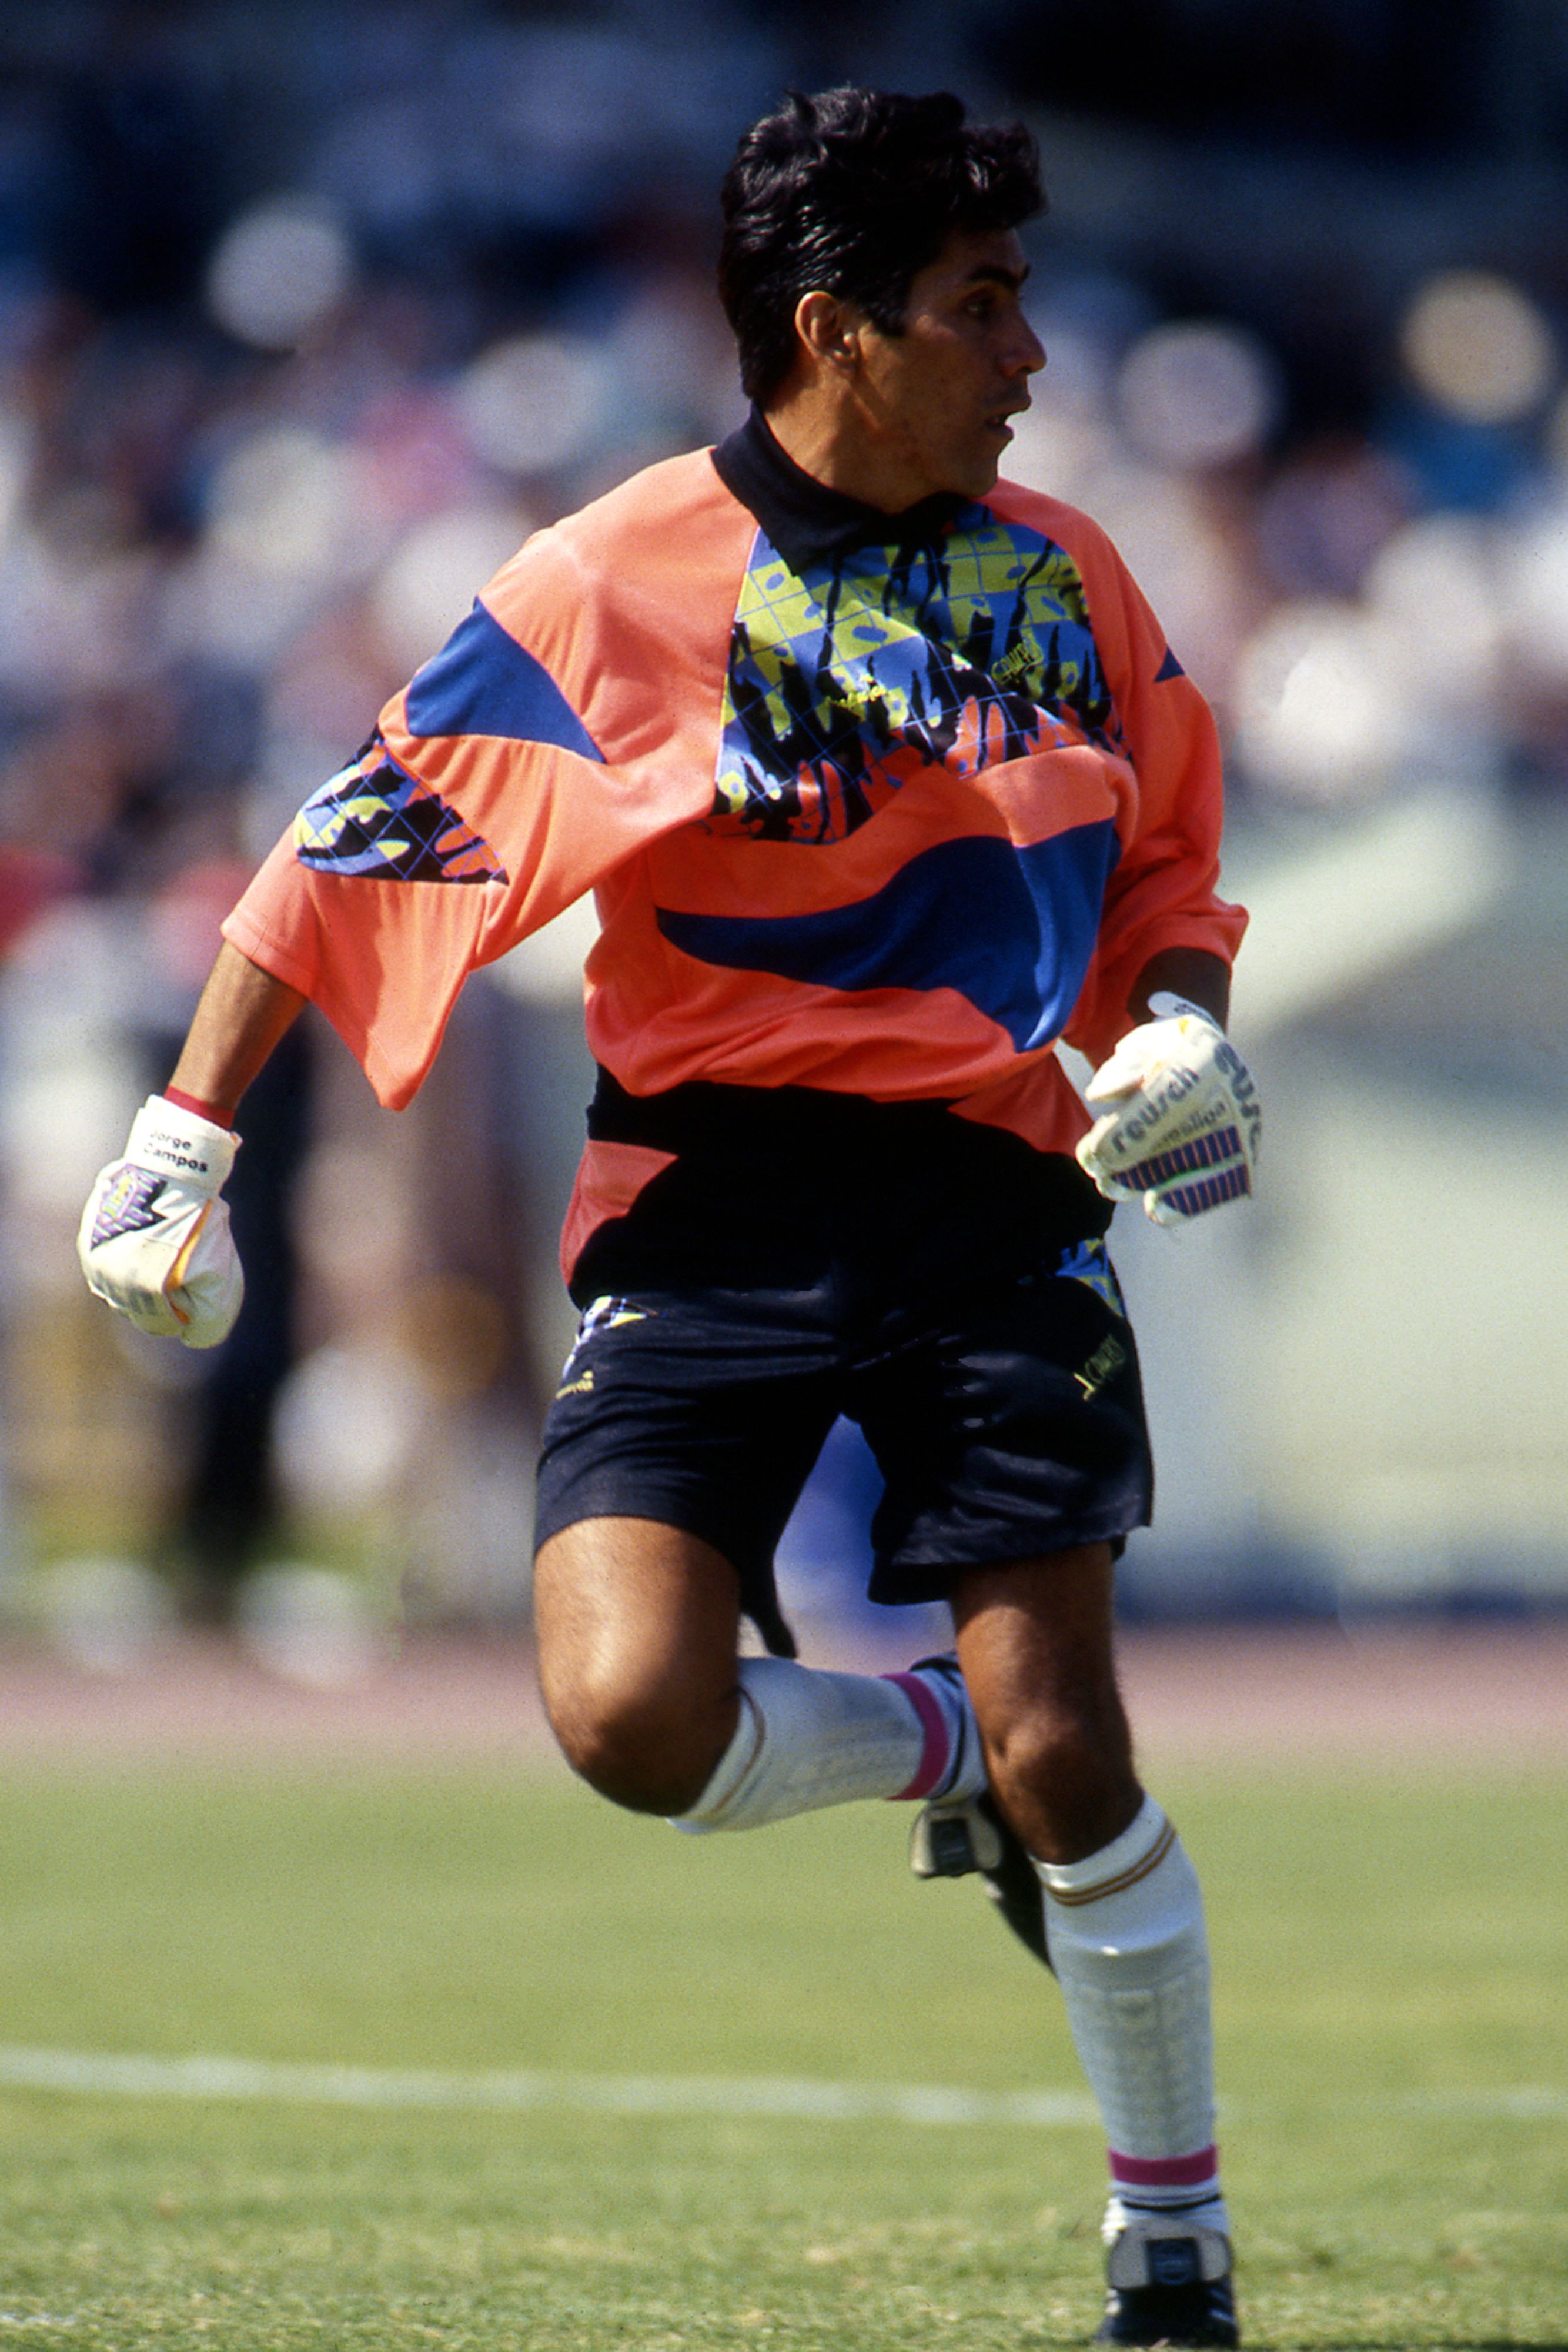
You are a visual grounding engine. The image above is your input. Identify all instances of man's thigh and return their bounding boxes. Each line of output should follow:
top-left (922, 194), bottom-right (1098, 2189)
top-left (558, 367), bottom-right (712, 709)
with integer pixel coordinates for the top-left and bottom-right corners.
top-left (533, 1515), bottom-right (747, 1813)
top-left (533, 1283), bottom-right (840, 1655)
top-left (854, 1235), bottom-right (1154, 1606)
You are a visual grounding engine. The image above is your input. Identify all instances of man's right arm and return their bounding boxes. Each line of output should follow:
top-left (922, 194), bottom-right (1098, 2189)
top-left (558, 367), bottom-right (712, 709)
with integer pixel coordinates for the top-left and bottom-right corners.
top-left (77, 945), bottom-right (307, 1348)
top-left (166, 942), bottom-right (308, 1122)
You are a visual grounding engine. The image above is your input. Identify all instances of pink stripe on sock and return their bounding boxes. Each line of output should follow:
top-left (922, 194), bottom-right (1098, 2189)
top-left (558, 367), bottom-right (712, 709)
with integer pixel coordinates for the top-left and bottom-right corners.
top-left (1109, 2146), bottom-right (1220, 2190)
top-left (884, 1672), bottom-right (951, 1800)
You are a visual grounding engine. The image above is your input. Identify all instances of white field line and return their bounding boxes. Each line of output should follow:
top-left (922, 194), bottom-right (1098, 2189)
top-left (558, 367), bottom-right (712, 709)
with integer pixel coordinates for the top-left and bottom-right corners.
top-left (1389, 2086), bottom-right (1568, 2119)
top-left (0, 2047), bottom-right (1562, 2126)
top-left (0, 2046), bottom-right (1096, 2127)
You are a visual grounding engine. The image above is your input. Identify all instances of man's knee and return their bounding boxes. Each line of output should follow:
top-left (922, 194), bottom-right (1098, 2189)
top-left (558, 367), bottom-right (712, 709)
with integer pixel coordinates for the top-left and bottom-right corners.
top-left (982, 1693), bottom-right (1141, 1864)
top-left (533, 1517), bottom-right (745, 1816)
top-left (543, 1662), bottom-right (738, 1816)
top-left (982, 1683), bottom-right (1132, 1799)
top-left (953, 1544), bottom-right (1141, 1862)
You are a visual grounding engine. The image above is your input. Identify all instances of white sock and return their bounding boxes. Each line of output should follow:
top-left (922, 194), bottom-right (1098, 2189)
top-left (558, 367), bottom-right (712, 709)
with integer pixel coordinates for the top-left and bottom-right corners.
top-left (673, 1655), bottom-right (969, 1832)
top-left (1101, 2192), bottom-right (1231, 2247)
top-left (1034, 1796), bottom-right (1226, 2232)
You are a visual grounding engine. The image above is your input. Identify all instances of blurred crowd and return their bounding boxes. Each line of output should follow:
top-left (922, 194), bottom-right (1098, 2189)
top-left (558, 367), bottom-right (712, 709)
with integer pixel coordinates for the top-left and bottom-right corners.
top-left (1, 0), bottom-right (1566, 1658)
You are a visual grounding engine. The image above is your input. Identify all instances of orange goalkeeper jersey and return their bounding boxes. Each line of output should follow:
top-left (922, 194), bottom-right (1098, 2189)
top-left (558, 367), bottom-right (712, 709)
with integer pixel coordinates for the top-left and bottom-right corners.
top-left (225, 413), bottom-right (1245, 1276)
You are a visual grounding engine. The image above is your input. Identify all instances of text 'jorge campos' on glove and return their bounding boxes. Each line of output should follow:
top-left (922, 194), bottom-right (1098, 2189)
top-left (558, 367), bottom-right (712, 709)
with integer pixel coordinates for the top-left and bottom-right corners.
top-left (77, 1096), bottom-right (243, 1347)
top-left (1075, 993), bottom-right (1261, 1227)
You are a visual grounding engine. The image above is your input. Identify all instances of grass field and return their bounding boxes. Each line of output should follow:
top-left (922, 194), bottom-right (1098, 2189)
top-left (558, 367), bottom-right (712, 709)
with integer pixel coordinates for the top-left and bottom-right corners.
top-left (0, 1754), bottom-right (1563, 2348)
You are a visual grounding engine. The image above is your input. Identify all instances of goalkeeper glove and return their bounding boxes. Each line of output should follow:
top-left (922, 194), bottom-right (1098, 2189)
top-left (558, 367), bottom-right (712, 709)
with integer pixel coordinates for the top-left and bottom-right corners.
top-left (1075, 993), bottom-right (1260, 1227)
top-left (78, 1096), bottom-right (242, 1347)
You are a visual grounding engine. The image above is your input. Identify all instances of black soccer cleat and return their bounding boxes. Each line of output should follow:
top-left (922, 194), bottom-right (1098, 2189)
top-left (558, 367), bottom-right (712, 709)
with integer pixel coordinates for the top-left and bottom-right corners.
top-left (909, 1785), bottom-right (1052, 1972)
top-left (904, 1653), bottom-right (1051, 1970)
top-left (905, 1653), bottom-right (1051, 1969)
top-left (1095, 2219), bottom-right (1239, 2347)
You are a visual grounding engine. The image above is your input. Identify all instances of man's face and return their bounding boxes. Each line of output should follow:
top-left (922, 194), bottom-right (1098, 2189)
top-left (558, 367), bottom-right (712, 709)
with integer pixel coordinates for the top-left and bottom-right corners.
top-left (851, 226), bottom-right (1045, 504)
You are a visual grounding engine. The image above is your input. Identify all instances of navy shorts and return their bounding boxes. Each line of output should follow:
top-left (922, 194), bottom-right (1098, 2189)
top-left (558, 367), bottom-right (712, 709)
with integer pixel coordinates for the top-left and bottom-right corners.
top-left (533, 1074), bottom-right (1153, 1651)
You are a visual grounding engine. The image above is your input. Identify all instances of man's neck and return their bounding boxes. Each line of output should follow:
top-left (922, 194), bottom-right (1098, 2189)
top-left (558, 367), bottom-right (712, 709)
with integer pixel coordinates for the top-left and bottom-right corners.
top-left (763, 389), bottom-right (932, 514)
top-left (711, 410), bottom-right (966, 579)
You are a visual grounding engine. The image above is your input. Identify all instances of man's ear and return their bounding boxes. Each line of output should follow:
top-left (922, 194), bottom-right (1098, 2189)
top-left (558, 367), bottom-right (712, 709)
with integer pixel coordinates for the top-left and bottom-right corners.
top-left (793, 289), bottom-right (862, 375)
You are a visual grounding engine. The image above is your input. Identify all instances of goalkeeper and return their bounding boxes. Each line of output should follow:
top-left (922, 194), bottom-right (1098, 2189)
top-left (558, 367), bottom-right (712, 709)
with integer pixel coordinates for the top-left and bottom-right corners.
top-left (81, 87), bottom-right (1258, 2350)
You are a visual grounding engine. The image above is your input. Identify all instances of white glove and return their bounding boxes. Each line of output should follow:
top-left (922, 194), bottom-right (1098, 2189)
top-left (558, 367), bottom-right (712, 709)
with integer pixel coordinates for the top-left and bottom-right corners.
top-left (78, 1096), bottom-right (243, 1347)
top-left (1075, 993), bottom-right (1260, 1227)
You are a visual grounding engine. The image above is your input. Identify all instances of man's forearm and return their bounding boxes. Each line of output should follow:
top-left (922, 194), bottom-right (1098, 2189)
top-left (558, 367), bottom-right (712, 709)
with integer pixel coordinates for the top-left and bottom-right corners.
top-left (167, 941), bottom-right (308, 1120)
top-left (1128, 947), bottom-right (1231, 1032)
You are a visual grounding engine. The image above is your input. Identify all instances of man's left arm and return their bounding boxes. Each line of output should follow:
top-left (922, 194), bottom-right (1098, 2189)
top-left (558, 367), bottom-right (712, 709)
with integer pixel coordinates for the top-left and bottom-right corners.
top-left (1062, 526), bottom-right (1259, 1225)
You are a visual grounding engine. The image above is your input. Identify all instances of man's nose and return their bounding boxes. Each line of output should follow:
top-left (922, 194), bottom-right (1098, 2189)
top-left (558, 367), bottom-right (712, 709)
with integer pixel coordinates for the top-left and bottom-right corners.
top-left (1009, 319), bottom-right (1047, 376)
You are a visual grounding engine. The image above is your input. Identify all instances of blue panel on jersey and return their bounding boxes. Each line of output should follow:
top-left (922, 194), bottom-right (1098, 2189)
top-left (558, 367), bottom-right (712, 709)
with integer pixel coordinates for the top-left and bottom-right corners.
top-left (655, 822), bottom-right (1119, 1051)
top-left (404, 599), bottom-right (604, 760)
top-left (1154, 644), bottom-right (1185, 681)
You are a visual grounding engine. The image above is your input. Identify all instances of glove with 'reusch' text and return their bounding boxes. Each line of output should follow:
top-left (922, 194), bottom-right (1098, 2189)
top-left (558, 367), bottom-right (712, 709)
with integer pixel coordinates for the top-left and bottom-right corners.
top-left (1075, 994), bottom-right (1261, 1227)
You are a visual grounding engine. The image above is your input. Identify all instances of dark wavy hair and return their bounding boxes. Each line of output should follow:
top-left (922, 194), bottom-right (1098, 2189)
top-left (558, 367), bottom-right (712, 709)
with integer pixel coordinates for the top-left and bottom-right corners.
top-left (718, 88), bottom-right (1044, 407)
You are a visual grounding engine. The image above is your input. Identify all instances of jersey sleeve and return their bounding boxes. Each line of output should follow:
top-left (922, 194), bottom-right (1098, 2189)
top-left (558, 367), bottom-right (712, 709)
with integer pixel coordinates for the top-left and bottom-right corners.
top-left (1057, 515), bottom-right (1248, 1067)
top-left (222, 519), bottom-right (718, 1109)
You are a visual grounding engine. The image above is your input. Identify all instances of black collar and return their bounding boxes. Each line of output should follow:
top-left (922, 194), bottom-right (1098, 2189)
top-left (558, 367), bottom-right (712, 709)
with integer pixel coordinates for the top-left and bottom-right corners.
top-left (711, 406), bottom-right (968, 576)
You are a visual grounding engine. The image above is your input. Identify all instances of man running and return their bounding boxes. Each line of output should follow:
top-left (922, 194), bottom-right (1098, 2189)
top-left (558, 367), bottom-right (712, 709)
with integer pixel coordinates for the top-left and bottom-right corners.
top-left (81, 87), bottom-right (1258, 2346)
